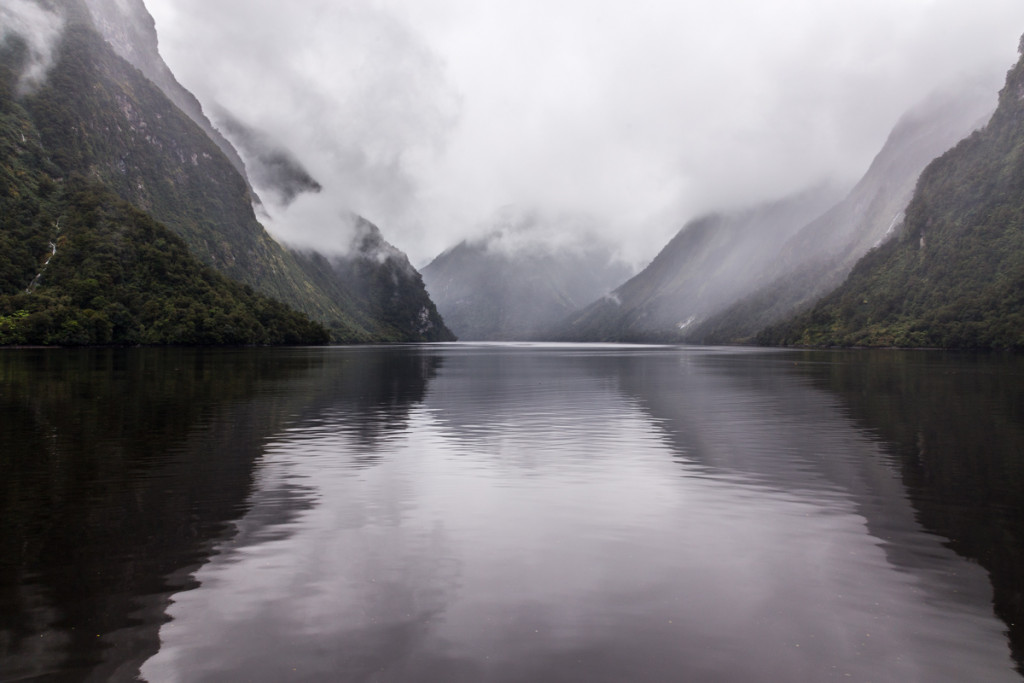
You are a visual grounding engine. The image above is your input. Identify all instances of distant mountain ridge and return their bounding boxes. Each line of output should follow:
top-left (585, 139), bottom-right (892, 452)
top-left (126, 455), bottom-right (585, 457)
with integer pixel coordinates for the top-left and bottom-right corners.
top-left (554, 186), bottom-right (845, 342)
top-left (8, 0), bottom-right (1017, 348)
top-left (422, 214), bottom-right (633, 340)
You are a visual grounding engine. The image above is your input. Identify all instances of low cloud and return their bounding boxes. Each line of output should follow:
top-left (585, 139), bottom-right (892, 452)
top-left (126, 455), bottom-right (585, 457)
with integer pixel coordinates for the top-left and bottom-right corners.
top-left (213, 107), bottom-right (323, 207)
top-left (466, 206), bottom-right (619, 257)
top-left (0, 0), bottom-right (66, 94)
top-left (257, 192), bottom-right (360, 256)
top-left (146, 0), bottom-right (1024, 265)
top-left (147, 0), bottom-right (456, 259)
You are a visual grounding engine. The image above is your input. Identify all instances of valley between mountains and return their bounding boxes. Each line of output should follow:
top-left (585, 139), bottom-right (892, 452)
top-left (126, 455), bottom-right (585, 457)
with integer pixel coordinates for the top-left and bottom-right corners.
top-left (2, 1), bottom-right (1024, 349)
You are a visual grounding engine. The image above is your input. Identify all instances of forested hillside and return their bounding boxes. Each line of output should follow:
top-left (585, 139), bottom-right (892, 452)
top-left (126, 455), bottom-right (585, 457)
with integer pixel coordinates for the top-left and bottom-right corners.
top-left (0, 53), bottom-right (328, 345)
top-left (691, 84), bottom-right (996, 344)
top-left (762, 39), bottom-right (1024, 349)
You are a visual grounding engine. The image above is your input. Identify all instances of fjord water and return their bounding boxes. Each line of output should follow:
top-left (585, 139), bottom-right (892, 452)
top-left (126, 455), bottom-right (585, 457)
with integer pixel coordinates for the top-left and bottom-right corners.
top-left (2, 346), bottom-right (1023, 681)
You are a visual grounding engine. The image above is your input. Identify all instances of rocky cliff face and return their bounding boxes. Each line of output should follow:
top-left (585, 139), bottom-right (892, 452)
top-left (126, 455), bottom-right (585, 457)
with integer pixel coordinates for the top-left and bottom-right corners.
top-left (81, 0), bottom-right (251, 187)
top-left (82, 0), bottom-right (327, 209)
top-left (293, 217), bottom-right (452, 342)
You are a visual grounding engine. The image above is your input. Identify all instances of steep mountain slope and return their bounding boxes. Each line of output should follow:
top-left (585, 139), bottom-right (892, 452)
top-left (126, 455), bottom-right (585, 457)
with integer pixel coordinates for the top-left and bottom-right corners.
top-left (556, 186), bottom-right (843, 342)
top-left (293, 217), bottom-right (452, 342)
top-left (693, 83), bottom-right (997, 343)
top-left (762, 37), bottom-right (1024, 349)
top-left (0, 55), bottom-right (327, 345)
top-left (80, 0), bottom-right (251, 187)
top-left (83, 0), bottom-right (323, 209)
top-left (422, 220), bottom-right (632, 340)
top-left (1, 0), bottom-right (452, 342)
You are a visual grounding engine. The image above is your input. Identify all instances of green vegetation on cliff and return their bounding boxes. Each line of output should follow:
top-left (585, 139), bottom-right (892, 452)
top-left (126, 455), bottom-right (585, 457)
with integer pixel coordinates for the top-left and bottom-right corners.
top-left (0, 181), bottom-right (330, 345)
top-left (0, 48), bottom-right (327, 345)
top-left (761, 40), bottom-right (1024, 349)
top-left (292, 218), bottom-right (451, 342)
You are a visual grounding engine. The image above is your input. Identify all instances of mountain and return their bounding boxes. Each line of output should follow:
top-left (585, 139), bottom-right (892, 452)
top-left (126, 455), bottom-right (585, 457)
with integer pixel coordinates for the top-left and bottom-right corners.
top-left (555, 186), bottom-right (844, 342)
top-left (293, 217), bottom-right (453, 342)
top-left (691, 82), bottom-right (997, 344)
top-left (761, 36), bottom-right (1024, 349)
top-left (1, 0), bottom-right (452, 343)
top-left (80, 0), bottom-right (252, 191)
top-left (82, 0), bottom-right (323, 208)
top-left (0, 53), bottom-right (327, 344)
top-left (421, 213), bottom-right (633, 340)
top-left (556, 76), bottom-right (997, 346)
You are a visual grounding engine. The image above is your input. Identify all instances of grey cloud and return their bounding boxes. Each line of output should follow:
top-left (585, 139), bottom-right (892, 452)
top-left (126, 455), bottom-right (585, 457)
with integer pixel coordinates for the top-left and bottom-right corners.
top-left (147, 0), bottom-right (457, 258)
top-left (0, 0), bottom-right (66, 94)
top-left (213, 107), bottom-right (322, 207)
top-left (145, 0), bottom-right (1024, 265)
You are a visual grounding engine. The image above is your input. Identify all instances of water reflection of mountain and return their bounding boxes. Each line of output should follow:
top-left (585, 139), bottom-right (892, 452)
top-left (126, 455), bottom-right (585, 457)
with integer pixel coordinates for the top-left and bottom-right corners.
top-left (420, 345), bottom-right (638, 448)
top-left (305, 346), bottom-right (442, 452)
top-left (141, 347), bottom-right (457, 682)
top-left (608, 347), bottom-right (1024, 675)
top-left (788, 350), bottom-right (1024, 674)
top-left (0, 347), bottom-right (439, 681)
top-left (7, 345), bottom-right (1020, 679)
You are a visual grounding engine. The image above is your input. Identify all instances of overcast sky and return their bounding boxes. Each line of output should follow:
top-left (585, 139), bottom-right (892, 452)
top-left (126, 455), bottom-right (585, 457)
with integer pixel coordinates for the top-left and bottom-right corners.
top-left (145, 0), bottom-right (1024, 266)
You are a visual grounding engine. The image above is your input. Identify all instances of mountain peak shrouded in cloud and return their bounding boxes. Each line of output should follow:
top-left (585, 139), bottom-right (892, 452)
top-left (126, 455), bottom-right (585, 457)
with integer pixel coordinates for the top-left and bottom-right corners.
top-left (687, 76), bottom-right (1001, 344)
top-left (422, 208), bottom-right (634, 340)
top-left (213, 108), bottom-right (323, 207)
top-left (146, 0), bottom-right (459, 261)
top-left (144, 0), bottom-right (1024, 265)
top-left (466, 206), bottom-right (629, 263)
top-left (551, 69), bottom-right (1003, 344)
top-left (553, 183), bottom-right (847, 342)
top-left (0, 1), bottom-right (453, 343)
top-left (756, 31), bottom-right (1024, 349)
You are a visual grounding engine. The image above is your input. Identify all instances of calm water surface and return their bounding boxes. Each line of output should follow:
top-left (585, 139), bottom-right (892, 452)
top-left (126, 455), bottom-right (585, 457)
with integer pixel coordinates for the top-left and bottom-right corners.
top-left (2, 344), bottom-right (1023, 681)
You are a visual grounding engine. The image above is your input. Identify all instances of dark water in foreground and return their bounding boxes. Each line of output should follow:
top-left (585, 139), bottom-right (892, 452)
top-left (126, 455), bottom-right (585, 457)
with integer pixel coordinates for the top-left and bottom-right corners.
top-left (2, 344), bottom-right (1023, 682)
